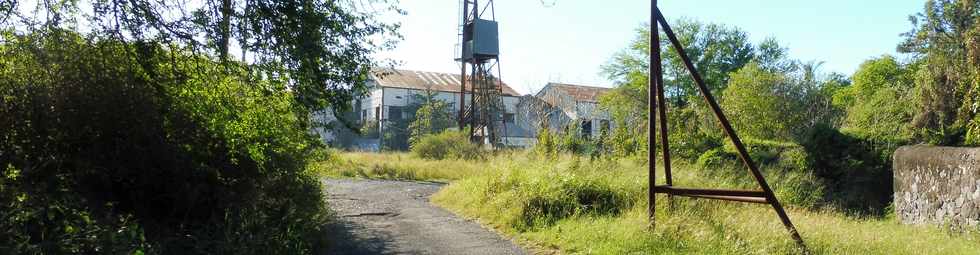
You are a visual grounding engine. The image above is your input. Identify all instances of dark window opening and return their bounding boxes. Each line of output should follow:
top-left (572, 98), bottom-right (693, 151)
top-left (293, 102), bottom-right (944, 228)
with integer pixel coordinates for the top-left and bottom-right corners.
top-left (504, 113), bottom-right (515, 124)
top-left (375, 107), bottom-right (380, 121)
top-left (389, 106), bottom-right (403, 120)
top-left (581, 120), bottom-right (592, 138)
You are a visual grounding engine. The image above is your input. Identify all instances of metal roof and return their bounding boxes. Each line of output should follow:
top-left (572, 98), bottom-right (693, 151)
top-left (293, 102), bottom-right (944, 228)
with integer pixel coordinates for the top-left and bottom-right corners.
top-left (372, 68), bottom-right (521, 96)
top-left (538, 83), bottom-right (611, 103)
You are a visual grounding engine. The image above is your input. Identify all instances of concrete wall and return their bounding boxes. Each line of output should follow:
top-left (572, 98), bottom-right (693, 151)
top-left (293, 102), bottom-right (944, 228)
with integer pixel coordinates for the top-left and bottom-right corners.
top-left (894, 145), bottom-right (980, 227)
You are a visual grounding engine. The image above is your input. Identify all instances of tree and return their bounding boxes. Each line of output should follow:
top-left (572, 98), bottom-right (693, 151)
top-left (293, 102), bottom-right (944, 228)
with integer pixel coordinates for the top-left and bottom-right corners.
top-left (409, 90), bottom-right (455, 146)
top-left (899, 0), bottom-right (980, 145)
top-left (721, 63), bottom-right (807, 141)
top-left (755, 38), bottom-right (799, 73)
top-left (602, 19), bottom-right (755, 107)
top-left (4, 0), bottom-right (402, 117)
top-left (833, 55), bottom-right (916, 141)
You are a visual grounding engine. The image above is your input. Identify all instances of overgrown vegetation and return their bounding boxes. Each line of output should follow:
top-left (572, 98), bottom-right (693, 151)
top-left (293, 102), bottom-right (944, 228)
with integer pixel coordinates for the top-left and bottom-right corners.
top-left (316, 151), bottom-right (499, 181)
top-left (583, 0), bottom-right (980, 215)
top-left (322, 152), bottom-right (980, 254)
top-left (0, 0), bottom-right (399, 253)
top-left (411, 130), bottom-right (484, 160)
top-left (0, 30), bottom-right (330, 254)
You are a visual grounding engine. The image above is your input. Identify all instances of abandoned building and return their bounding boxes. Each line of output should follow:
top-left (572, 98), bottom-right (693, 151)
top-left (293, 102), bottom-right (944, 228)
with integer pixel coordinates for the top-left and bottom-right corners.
top-left (314, 68), bottom-right (536, 150)
top-left (533, 82), bottom-right (612, 139)
top-left (313, 70), bottom-right (614, 151)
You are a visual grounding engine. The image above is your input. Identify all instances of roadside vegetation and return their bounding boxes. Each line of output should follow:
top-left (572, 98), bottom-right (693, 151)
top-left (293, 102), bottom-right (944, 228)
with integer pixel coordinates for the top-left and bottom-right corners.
top-left (322, 0), bottom-right (980, 254)
top-left (320, 151), bottom-right (980, 254)
top-left (0, 0), bottom-right (399, 254)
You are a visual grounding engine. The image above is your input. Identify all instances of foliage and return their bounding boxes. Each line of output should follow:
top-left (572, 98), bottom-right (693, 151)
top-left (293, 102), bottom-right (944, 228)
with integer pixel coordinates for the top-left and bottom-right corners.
top-left (533, 124), bottom-right (598, 157)
top-left (4, 0), bottom-right (402, 128)
top-left (900, 0), bottom-right (980, 145)
top-left (430, 152), bottom-right (980, 254)
top-left (721, 63), bottom-right (809, 141)
top-left (834, 56), bottom-right (916, 141)
top-left (410, 130), bottom-right (483, 160)
top-left (0, 30), bottom-right (329, 254)
top-left (408, 90), bottom-right (455, 146)
top-left (801, 124), bottom-right (898, 214)
top-left (315, 151), bottom-right (497, 181)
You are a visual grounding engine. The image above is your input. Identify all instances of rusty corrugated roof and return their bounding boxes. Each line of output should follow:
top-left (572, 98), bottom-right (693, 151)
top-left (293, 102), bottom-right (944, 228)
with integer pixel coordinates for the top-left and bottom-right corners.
top-left (541, 83), bottom-right (610, 103)
top-left (372, 68), bottom-right (520, 96)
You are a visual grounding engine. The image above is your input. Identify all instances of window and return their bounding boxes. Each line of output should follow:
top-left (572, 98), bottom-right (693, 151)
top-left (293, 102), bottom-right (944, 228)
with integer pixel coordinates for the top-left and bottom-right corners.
top-left (581, 120), bottom-right (592, 138)
top-left (388, 106), bottom-right (403, 120)
top-left (361, 109), bottom-right (367, 121)
top-left (504, 113), bottom-right (515, 124)
top-left (375, 107), bottom-right (380, 121)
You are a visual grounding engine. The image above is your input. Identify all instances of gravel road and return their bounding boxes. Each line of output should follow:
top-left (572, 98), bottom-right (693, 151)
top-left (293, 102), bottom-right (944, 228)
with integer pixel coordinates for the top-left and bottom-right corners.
top-left (323, 178), bottom-right (526, 255)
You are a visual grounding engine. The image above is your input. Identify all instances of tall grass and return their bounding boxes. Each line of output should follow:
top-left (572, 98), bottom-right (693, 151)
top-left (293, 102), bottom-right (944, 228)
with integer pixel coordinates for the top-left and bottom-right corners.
top-left (315, 151), bottom-right (506, 181)
top-left (425, 152), bottom-right (980, 254)
top-left (319, 151), bottom-right (980, 254)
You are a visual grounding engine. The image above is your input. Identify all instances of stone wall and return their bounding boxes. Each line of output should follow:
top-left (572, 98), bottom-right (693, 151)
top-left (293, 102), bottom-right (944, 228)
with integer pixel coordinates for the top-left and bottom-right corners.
top-left (893, 145), bottom-right (980, 226)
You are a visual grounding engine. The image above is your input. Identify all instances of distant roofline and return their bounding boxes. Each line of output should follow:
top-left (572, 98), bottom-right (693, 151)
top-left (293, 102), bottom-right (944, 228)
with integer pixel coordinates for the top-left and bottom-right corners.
top-left (370, 67), bottom-right (521, 96)
top-left (535, 82), bottom-right (611, 100)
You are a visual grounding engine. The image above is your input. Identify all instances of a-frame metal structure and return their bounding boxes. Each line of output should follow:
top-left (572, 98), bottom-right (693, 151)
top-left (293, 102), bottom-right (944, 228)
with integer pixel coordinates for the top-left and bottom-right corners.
top-left (457, 0), bottom-right (507, 147)
top-left (647, 0), bottom-right (808, 250)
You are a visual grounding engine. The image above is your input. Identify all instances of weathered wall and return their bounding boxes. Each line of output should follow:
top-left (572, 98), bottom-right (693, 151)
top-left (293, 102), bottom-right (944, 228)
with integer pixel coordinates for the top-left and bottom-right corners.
top-left (894, 145), bottom-right (980, 226)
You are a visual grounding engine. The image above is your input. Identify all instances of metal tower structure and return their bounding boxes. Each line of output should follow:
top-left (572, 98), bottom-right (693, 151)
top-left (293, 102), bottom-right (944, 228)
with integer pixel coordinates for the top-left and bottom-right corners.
top-left (457, 0), bottom-right (507, 147)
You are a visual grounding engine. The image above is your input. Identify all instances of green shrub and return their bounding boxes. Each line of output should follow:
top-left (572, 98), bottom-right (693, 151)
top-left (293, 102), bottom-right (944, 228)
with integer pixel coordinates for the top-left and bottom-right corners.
top-left (695, 147), bottom-right (735, 170)
top-left (411, 129), bottom-right (483, 160)
top-left (694, 138), bottom-right (823, 208)
top-left (535, 127), bottom-right (558, 156)
top-left (722, 138), bottom-right (809, 166)
top-left (0, 30), bottom-right (329, 254)
top-left (435, 157), bottom-right (640, 231)
top-left (801, 124), bottom-right (896, 214)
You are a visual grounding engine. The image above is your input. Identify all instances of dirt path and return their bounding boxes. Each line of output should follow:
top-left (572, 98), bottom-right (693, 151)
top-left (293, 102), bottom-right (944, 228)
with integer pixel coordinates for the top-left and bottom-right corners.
top-left (323, 179), bottom-right (526, 255)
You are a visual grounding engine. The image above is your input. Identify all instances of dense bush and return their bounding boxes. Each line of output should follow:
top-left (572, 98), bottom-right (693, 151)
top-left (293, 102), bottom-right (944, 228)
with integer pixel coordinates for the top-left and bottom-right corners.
top-left (693, 139), bottom-right (823, 208)
top-left (0, 31), bottom-right (329, 254)
top-left (410, 129), bottom-right (483, 160)
top-left (436, 156), bottom-right (640, 231)
top-left (801, 124), bottom-right (897, 214)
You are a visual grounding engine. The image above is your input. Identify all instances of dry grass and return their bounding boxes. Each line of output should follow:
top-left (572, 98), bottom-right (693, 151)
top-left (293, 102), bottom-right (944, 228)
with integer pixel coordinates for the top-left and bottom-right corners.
top-left (320, 151), bottom-right (980, 254)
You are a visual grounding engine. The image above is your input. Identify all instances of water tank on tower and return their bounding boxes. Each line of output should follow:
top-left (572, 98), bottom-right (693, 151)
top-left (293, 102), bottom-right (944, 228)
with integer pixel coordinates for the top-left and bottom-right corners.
top-left (462, 18), bottom-right (499, 61)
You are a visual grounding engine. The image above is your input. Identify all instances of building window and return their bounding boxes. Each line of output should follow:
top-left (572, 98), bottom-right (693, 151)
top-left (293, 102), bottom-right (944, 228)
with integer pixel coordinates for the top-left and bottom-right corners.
top-left (504, 113), bottom-right (515, 124)
top-left (375, 107), bottom-right (380, 121)
top-left (581, 120), bottom-right (592, 138)
top-left (389, 106), bottom-right (403, 120)
top-left (361, 109), bottom-right (367, 121)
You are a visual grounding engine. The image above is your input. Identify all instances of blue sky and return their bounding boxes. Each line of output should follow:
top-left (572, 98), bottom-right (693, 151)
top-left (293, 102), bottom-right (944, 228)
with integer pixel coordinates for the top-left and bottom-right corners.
top-left (375, 0), bottom-right (925, 95)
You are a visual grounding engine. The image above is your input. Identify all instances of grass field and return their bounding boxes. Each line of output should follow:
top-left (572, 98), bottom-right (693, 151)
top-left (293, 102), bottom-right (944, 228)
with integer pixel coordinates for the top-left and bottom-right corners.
top-left (320, 151), bottom-right (980, 254)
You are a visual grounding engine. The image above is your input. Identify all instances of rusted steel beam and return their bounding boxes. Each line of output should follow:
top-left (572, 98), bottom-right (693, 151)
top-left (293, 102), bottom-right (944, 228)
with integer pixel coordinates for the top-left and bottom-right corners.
top-left (653, 186), bottom-right (766, 197)
top-left (651, 0), bottom-right (673, 210)
top-left (677, 194), bottom-right (769, 204)
top-left (458, 1), bottom-right (470, 130)
top-left (647, 0), bottom-right (659, 225)
top-left (654, 6), bottom-right (807, 249)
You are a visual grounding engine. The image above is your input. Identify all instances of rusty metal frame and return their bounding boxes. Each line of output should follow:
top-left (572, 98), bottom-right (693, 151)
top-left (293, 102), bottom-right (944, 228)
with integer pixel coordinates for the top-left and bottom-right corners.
top-left (648, 1), bottom-right (807, 250)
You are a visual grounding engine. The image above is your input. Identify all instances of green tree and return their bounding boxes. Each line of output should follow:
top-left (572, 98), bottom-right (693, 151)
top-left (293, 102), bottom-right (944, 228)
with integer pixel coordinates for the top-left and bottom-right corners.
top-left (4, 0), bottom-right (402, 118)
top-left (409, 90), bottom-right (455, 146)
top-left (899, 0), bottom-right (980, 145)
top-left (602, 19), bottom-right (755, 107)
top-left (599, 20), bottom-right (754, 157)
top-left (721, 63), bottom-right (807, 141)
top-left (834, 55), bottom-right (916, 141)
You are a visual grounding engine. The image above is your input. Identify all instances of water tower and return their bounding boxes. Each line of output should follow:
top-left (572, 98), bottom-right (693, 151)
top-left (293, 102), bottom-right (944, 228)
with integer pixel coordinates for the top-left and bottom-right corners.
top-left (457, 0), bottom-right (507, 147)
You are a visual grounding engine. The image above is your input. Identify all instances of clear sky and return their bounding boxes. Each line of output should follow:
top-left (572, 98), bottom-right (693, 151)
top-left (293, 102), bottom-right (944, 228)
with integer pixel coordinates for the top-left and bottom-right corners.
top-left (375, 0), bottom-right (926, 95)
